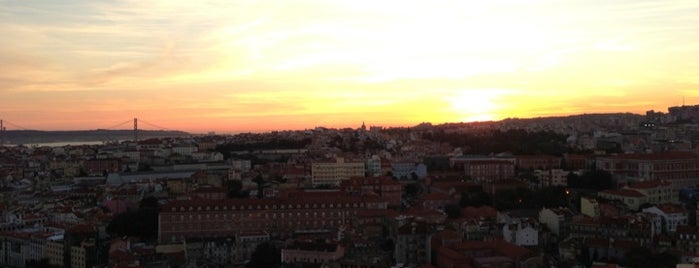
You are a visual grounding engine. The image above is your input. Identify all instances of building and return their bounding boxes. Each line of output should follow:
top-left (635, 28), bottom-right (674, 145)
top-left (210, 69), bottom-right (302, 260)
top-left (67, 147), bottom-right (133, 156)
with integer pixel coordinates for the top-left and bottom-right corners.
top-left (0, 227), bottom-right (64, 268)
top-left (581, 196), bottom-right (601, 218)
top-left (158, 192), bottom-right (387, 242)
top-left (229, 159), bottom-right (252, 172)
top-left (515, 155), bottom-right (562, 170)
top-left (391, 162), bottom-right (427, 180)
top-left (238, 231), bottom-right (270, 264)
top-left (435, 239), bottom-right (534, 268)
top-left (340, 176), bottom-right (402, 207)
top-left (394, 221), bottom-right (432, 266)
top-left (45, 240), bottom-right (64, 267)
top-left (676, 225), bottom-right (699, 254)
top-left (539, 208), bottom-right (574, 240)
top-left (534, 169), bottom-right (569, 187)
top-left (596, 152), bottom-right (699, 190)
top-left (70, 240), bottom-right (96, 268)
top-left (450, 155), bottom-right (516, 183)
top-left (626, 180), bottom-right (675, 204)
top-left (281, 241), bottom-right (344, 265)
top-left (502, 218), bottom-right (539, 246)
top-left (642, 203), bottom-right (688, 233)
top-left (565, 154), bottom-right (597, 171)
top-left (464, 160), bottom-right (515, 183)
top-left (365, 156), bottom-right (382, 177)
top-left (83, 158), bottom-right (121, 176)
top-left (569, 215), bottom-right (654, 246)
top-left (311, 157), bottom-right (365, 186)
top-left (418, 192), bottom-right (455, 210)
top-left (598, 189), bottom-right (647, 210)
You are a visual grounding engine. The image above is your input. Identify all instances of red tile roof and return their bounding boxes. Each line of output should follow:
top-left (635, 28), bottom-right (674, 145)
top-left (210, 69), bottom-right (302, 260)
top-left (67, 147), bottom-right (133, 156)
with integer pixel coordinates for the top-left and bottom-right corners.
top-left (600, 189), bottom-right (646, 198)
top-left (627, 180), bottom-right (672, 189)
top-left (654, 203), bottom-right (686, 214)
top-left (460, 206), bottom-right (498, 220)
top-left (605, 151), bottom-right (699, 160)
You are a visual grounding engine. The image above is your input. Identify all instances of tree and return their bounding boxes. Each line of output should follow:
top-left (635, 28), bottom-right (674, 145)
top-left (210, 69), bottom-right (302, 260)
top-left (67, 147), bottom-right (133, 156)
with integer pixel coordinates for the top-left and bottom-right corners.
top-left (247, 242), bottom-right (281, 268)
top-left (460, 191), bottom-right (492, 207)
top-left (253, 175), bottom-right (265, 199)
top-left (106, 201), bottom-right (160, 239)
top-left (624, 247), bottom-right (653, 268)
top-left (226, 180), bottom-right (249, 198)
top-left (404, 183), bottom-right (421, 199)
top-left (139, 196), bottom-right (159, 209)
top-left (568, 170), bottom-right (614, 190)
top-left (444, 204), bottom-right (461, 218)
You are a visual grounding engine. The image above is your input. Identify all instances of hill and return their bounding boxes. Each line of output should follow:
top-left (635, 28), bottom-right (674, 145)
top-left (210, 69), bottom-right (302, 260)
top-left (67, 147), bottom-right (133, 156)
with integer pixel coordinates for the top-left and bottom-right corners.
top-left (0, 129), bottom-right (189, 145)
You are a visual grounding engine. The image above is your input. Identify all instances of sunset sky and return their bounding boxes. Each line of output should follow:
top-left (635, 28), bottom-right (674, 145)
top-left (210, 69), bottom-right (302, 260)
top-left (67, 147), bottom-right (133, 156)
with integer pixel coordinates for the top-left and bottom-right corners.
top-left (2, 1), bottom-right (699, 133)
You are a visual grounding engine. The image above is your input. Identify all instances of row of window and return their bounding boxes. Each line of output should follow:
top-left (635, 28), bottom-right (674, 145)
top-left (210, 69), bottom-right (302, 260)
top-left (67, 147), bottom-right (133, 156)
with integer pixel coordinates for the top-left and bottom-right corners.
top-left (166, 220), bottom-right (346, 231)
top-left (171, 202), bottom-right (374, 212)
top-left (168, 211), bottom-right (349, 221)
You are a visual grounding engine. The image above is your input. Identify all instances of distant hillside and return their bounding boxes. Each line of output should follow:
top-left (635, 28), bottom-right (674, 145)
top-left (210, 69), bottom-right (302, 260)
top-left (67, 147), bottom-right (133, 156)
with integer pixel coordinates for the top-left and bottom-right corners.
top-left (0, 129), bottom-right (190, 145)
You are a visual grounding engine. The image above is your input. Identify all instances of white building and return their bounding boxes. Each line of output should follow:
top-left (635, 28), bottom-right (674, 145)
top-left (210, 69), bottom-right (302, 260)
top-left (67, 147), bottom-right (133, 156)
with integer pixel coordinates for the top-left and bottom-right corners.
top-left (230, 159), bottom-right (252, 172)
top-left (642, 204), bottom-right (688, 233)
top-left (534, 169), bottom-right (568, 187)
top-left (539, 208), bottom-right (574, 239)
top-left (502, 218), bottom-right (539, 246)
top-left (171, 144), bottom-right (197, 156)
top-left (0, 227), bottom-right (64, 268)
top-left (366, 156), bottom-right (382, 177)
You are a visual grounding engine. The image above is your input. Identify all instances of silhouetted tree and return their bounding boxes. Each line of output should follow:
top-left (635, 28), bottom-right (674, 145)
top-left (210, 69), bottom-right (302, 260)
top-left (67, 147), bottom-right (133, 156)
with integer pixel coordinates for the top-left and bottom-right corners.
top-left (568, 170), bottom-right (614, 190)
top-left (459, 191), bottom-right (492, 207)
top-left (107, 199), bottom-right (160, 239)
top-left (247, 242), bottom-right (281, 268)
top-left (139, 196), bottom-right (159, 209)
top-left (404, 183), bottom-right (421, 199)
top-left (226, 180), bottom-right (249, 198)
top-left (444, 204), bottom-right (461, 218)
top-left (624, 247), bottom-right (653, 268)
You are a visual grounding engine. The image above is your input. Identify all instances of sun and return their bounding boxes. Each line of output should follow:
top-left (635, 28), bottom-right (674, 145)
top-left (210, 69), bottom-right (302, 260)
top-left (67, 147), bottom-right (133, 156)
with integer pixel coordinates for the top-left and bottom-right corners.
top-left (447, 89), bottom-right (506, 122)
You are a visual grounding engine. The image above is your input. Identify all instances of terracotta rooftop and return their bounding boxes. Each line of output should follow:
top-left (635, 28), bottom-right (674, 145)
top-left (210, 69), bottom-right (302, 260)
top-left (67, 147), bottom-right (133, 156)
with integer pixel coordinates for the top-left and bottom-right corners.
top-left (627, 180), bottom-right (672, 189)
top-left (654, 203), bottom-right (686, 214)
top-left (604, 151), bottom-right (699, 160)
top-left (286, 241), bottom-right (340, 252)
top-left (600, 189), bottom-right (646, 198)
top-left (461, 206), bottom-right (498, 220)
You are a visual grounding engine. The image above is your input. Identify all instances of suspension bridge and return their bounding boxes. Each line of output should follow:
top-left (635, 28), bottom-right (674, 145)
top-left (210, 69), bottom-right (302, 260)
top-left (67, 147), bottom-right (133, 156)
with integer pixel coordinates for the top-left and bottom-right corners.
top-left (0, 118), bottom-right (181, 145)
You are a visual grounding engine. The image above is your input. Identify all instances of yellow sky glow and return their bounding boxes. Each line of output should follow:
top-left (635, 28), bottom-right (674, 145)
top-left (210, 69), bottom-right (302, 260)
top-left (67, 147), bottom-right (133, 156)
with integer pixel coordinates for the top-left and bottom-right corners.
top-left (1, 1), bottom-right (698, 132)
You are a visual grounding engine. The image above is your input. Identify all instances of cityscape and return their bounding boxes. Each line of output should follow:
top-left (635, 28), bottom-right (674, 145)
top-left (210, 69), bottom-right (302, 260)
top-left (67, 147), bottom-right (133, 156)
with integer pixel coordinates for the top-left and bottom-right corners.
top-left (3, 1), bottom-right (699, 268)
top-left (1, 105), bottom-right (699, 267)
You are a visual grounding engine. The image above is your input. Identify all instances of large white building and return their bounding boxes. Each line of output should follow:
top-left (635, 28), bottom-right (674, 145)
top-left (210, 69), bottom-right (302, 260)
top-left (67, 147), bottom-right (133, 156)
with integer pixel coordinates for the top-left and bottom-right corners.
top-left (642, 204), bottom-right (688, 233)
top-left (0, 227), bottom-right (64, 268)
top-left (311, 157), bottom-right (365, 186)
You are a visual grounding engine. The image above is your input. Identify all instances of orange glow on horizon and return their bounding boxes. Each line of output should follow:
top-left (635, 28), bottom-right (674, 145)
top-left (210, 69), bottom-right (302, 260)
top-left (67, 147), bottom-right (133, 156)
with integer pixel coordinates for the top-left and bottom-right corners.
top-left (0, 1), bottom-right (698, 133)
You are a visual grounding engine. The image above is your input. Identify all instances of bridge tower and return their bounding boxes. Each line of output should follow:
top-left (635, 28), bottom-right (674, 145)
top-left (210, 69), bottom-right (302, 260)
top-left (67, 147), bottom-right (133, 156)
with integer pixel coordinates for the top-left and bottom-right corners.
top-left (0, 119), bottom-right (4, 145)
top-left (133, 118), bottom-right (138, 142)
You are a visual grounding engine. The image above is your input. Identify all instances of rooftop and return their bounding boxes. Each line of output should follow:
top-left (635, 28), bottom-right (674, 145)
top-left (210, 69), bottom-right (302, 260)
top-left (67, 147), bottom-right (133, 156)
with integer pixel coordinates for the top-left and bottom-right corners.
top-left (600, 189), bottom-right (646, 198)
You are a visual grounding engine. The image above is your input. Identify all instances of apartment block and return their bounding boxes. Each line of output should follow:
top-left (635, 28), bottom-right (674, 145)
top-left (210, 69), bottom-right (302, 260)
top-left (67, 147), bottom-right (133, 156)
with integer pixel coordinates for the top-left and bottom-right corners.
top-left (311, 157), bottom-right (365, 186)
